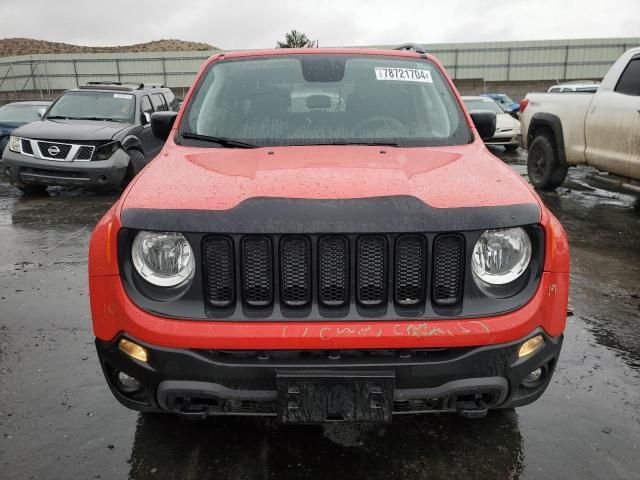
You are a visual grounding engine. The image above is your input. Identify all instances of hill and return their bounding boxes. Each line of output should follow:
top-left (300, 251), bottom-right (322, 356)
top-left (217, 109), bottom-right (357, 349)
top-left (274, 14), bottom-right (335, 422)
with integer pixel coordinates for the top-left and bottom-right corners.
top-left (0, 38), bottom-right (216, 57)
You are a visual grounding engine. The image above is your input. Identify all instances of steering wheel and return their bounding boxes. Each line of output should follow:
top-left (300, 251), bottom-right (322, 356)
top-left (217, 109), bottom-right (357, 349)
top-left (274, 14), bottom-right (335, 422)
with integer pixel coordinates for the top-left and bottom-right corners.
top-left (353, 116), bottom-right (408, 137)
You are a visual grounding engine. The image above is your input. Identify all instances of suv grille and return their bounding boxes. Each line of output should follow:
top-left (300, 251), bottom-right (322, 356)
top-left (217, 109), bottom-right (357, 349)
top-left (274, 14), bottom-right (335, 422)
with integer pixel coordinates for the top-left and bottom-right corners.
top-left (395, 235), bottom-right (426, 305)
top-left (241, 237), bottom-right (273, 307)
top-left (38, 141), bottom-right (72, 160)
top-left (203, 234), bottom-right (467, 315)
top-left (432, 234), bottom-right (465, 305)
top-left (319, 236), bottom-right (349, 306)
top-left (280, 237), bottom-right (311, 306)
top-left (357, 236), bottom-right (387, 306)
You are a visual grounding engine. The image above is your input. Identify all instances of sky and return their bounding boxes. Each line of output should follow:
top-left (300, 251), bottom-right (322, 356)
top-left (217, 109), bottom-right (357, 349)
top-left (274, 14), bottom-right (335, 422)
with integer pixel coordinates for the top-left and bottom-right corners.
top-left (0, 0), bottom-right (639, 48)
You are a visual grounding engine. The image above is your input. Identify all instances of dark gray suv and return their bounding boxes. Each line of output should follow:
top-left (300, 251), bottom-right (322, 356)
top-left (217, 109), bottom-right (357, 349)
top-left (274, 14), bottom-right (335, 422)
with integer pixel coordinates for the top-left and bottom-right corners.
top-left (1, 82), bottom-right (177, 193)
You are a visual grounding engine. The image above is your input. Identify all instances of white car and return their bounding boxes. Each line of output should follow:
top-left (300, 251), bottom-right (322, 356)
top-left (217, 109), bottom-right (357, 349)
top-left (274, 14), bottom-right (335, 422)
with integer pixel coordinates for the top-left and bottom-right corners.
top-left (462, 96), bottom-right (520, 151)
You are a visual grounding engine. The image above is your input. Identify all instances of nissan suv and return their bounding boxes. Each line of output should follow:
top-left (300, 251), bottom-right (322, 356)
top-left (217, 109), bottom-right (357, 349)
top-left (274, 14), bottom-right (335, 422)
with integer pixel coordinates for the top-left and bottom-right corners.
top-left (89, 46), bottom-right (569, 423)
top-left (2, 82), bottom-right (177, 193)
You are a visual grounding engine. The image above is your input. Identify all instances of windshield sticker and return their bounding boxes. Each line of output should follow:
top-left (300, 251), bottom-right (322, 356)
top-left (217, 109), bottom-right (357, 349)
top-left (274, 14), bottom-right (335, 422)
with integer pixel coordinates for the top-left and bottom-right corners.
top-left (113, 93), bottom-right (133, 99)
top-left (375, 67), bottom-right (433, 83)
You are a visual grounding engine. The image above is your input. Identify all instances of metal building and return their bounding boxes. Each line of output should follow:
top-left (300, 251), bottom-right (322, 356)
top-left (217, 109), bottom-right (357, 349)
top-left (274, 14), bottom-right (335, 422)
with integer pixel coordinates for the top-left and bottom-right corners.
top-left (0, 37), bottom-right (638, 100)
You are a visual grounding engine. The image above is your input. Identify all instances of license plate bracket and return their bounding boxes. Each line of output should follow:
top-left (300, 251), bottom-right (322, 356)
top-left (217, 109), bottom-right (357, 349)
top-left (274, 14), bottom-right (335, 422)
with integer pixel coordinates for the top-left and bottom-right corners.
top-left (276, 370), bottom-right (395, 424)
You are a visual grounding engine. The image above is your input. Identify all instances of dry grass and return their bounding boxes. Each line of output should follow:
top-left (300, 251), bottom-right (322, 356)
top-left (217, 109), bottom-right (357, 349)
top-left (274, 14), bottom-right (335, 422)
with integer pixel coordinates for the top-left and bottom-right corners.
top-left (0, 38), bottom-right (216, 57)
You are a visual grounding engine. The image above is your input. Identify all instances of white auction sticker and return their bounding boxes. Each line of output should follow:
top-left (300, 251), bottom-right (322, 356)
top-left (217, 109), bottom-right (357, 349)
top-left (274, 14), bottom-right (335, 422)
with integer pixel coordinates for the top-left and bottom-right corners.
top-left (374, 67), bottom-right (433, 83)
top-left (113, 93), bottom-right (133, 99)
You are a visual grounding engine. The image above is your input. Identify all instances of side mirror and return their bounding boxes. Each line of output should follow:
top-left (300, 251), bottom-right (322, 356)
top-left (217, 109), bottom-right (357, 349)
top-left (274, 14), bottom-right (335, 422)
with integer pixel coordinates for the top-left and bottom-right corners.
top-left (140, 111), bottom-right (151, 125)
top-left (469, 110), bottom-right (497, 140)
top-left (37, 108), bottom-right (46, 118)
top-left (151, 111), bottom-right (178, 141)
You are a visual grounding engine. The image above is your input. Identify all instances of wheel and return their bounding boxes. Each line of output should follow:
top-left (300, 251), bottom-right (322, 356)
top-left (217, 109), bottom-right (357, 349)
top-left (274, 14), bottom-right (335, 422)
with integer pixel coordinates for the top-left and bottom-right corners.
top-left (504, 144), bottom-right (519, 152)
top-left (527, 134), bottom-right (568, 190)
top-left (123, 149), bottom-right (147, 187)
top-left (17, 184), bottom-right (48, 195)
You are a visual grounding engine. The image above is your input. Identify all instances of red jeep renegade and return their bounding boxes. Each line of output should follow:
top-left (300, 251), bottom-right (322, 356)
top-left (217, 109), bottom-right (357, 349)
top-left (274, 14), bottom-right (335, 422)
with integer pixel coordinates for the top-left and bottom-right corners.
top-left (89, 45), bottom-right (569, 422)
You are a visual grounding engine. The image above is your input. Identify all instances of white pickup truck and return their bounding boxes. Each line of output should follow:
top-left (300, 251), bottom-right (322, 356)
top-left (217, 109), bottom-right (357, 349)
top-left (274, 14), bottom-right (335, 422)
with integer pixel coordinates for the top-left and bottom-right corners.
top-left (520, 47), bottom-right (640, 191)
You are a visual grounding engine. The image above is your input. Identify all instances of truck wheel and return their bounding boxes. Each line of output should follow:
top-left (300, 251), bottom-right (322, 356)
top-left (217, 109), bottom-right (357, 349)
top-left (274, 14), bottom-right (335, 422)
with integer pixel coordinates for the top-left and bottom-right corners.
top-left (17, 184), bottom-right (48, 195)
top-left (123, 149), bottom-right (147, 186)
top-left (527, 134), bottom-right (568, 190)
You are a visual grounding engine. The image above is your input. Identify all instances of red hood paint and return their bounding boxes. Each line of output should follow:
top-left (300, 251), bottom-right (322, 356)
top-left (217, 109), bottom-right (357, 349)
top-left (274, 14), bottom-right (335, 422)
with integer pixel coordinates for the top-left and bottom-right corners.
top-left (121, 142), bottom-right (539, 212)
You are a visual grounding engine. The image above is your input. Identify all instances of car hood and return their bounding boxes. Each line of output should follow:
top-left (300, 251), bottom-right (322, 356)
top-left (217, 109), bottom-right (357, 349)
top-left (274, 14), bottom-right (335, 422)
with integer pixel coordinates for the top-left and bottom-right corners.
top-left (12, 119), bottom-right (128, 141)
top-left (121, 143), bottom-right (539, 213)
top-left (0, 122), bottom-right (25, 137)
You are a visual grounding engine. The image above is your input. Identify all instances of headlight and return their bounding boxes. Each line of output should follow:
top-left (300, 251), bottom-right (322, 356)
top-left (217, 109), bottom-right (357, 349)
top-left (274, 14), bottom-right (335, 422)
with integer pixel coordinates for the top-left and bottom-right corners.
top-left (131, 231), bottom-right (195, 287)
top-left (94, 141), bottom-right (119, 161)
top-left (471, 227), bottom-right (532, 285)
top-left (9, 135), bottom-right (22, 153)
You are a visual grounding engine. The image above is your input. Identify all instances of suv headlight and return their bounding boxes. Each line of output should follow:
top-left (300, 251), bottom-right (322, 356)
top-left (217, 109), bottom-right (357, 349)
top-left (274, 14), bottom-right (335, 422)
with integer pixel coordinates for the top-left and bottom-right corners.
top-left (94, 141), bottom-right (120, 161)
top-left (471, 227), bottom-right (532, 286)
top-left (131, 231), bottom-right (195, 287)
top-left (9, 135), bottom-right (22, 153)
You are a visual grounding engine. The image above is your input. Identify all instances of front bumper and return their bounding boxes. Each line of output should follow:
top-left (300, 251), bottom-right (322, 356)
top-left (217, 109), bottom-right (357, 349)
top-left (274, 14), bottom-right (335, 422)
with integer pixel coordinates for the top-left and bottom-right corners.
top-left (485, 133), bottom-right (521, 146)
top-left (1, 148), bottom-right (130, 188)
top-left (96, 330), bottom-right (562, 420)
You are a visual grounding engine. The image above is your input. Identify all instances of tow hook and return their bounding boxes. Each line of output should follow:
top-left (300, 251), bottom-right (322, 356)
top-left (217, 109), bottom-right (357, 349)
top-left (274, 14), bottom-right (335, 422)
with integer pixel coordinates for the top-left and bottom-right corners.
top-left (456, 396), bottom-right (488, 419)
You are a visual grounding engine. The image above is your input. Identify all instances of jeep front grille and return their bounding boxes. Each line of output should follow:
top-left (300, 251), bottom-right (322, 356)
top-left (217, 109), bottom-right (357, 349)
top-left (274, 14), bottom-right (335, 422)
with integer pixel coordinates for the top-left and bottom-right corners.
top-left (203, 233), bottom-right (467, 315)
top-left (318, 236), bottom-right (349, 306)
top-left (432, 234), bottom-right (465, 306)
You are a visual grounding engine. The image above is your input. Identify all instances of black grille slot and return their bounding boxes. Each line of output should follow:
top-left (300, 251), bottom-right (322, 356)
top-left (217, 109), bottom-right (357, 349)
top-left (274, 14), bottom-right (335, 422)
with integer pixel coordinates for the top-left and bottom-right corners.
top-left (204, 236), bottom-right (234, 307)
top-left (395, 235), bottom-right (426, 305)
top-left (76, 146), bottom-right (94, 160)
top-left (37, 141), bottom-right (71, 159)
top-left (357, 236), bottom-right (387, 306)
top-left (21, 139), bottom-right (33, 155)
top-left (432, 234), bottom-right (465, 306)
top-left (280, 237), bottom-right (311, 307)
top-left (319, 236), bottom-right (349, 306)
top-left (241, 237), bottom-right (273, 306)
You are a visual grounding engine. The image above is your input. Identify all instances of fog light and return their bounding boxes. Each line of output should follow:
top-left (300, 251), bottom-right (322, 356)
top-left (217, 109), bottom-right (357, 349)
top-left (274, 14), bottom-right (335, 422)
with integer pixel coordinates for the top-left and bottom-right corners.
top-left (117, 371), bottom-right (141, 392)
top-left (518, 335), bottom-right (544, 358)
top-left (118, 338), bottom-right (148, 363)
top-left (524, 368), bottom-right (542, 384)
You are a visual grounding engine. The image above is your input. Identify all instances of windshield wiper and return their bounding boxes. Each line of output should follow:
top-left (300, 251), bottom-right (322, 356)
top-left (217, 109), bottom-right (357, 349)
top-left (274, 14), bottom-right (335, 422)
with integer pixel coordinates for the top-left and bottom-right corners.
top-left (180, 132), bottom-right (258, 149)
top-left (47, 115), bottom-right (123, 122)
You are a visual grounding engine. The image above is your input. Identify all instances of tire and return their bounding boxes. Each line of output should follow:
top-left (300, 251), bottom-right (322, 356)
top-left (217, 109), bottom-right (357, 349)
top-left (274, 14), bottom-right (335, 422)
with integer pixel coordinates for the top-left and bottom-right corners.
top-left (527, 134), bottom-right (568, 190)
top-left (123, 149), bottom-right (147, 187)
top-left (504, 144), bottom-right (519, 152)
top-left (17, 184), bottom-right (48, 195)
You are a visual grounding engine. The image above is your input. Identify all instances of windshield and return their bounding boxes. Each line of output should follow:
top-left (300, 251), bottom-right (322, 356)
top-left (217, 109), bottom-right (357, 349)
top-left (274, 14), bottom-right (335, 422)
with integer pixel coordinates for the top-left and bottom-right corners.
top-left (46, 91), bottom-right (135, 123)
top-left (464, 99), bottom-right (504, 114)
top-left (180, 54), bottom-right (472, 147)
top-left (0, 104), bottom-right (46, 123)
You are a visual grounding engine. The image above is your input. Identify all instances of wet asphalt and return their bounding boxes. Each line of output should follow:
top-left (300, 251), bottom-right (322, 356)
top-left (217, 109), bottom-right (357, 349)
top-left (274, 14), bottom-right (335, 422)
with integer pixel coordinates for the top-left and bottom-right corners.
top-left (0, 148), bottom-right (639, 480)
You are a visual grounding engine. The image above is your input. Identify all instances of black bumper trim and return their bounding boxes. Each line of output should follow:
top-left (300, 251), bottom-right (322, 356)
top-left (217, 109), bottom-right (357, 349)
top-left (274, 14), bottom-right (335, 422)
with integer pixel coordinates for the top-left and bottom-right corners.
top-left (96, 329), bottom-right (562, 418)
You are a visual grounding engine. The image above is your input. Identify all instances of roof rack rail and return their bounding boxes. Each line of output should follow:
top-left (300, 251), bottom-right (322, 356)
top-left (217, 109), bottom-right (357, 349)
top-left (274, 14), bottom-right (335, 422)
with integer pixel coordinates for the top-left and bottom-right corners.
top-left (394, 43), bottom-right (427, 54)
top-left (139, 82), bottom-right (165, 89)
top-left (79, 82), bottom-right (140, 92)
top-left (78, 81), bottom-right (165, 92)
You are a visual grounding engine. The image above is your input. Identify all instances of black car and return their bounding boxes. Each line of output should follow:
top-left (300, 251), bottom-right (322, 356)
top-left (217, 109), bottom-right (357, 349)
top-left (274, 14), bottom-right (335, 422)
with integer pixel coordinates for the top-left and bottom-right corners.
top-left (0, 101), bottom-right (51, 160)
top-left (1, 82), bottom-right (177, 193)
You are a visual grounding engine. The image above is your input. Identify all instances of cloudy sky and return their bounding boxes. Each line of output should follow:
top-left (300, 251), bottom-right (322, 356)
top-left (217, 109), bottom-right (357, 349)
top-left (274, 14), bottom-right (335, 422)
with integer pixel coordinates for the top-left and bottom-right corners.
top-left (1, 0), bottom-right (639, 48)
